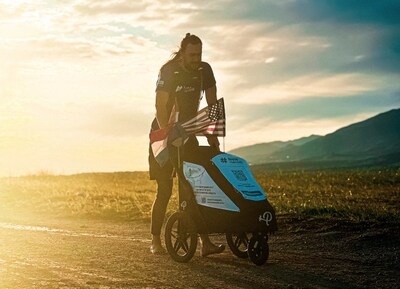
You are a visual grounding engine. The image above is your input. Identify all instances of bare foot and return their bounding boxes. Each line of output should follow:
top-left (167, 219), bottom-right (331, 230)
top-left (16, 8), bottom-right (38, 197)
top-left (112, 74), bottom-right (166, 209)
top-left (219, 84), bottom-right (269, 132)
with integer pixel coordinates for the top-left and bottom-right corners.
top-left (150, 243), bottom-right (166, 254)
top-left (150, 236), bottom-right (166, 254)
top-left (200, 244), bottom-right (225, 257)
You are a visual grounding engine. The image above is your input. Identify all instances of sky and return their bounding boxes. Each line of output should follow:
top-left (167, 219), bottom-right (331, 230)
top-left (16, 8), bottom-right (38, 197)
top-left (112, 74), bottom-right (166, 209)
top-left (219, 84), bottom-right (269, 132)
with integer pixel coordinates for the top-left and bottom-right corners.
top-left (0, 0), bottom-right (399, 176)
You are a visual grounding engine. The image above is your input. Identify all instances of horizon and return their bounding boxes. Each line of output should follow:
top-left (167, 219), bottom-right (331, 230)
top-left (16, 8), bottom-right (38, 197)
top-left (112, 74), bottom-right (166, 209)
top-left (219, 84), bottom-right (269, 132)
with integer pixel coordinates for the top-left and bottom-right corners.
top-left (1, 1), bottom-right (399, 177)
top-left (2, 107), bottom-right (398, 178)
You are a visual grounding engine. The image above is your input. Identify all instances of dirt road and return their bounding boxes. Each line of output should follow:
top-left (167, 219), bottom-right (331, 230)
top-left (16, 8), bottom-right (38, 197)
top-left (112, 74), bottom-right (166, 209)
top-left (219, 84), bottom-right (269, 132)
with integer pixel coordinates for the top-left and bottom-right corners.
top-left (0, 215), bottom-right (398, 289)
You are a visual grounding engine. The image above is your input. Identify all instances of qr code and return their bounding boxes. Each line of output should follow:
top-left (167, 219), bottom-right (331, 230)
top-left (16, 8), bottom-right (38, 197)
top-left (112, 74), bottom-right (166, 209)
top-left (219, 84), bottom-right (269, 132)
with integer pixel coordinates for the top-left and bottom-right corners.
top-left (232, 170), bottom-right (247, 182)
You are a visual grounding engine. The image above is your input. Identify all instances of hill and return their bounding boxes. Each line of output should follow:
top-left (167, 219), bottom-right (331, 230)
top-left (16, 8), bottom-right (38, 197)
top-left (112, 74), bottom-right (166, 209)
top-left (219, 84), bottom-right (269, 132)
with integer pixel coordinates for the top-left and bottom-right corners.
top-left (230, 108), bottom-right (400, 169)
top-left (229, 135), bottom-right (321, 165)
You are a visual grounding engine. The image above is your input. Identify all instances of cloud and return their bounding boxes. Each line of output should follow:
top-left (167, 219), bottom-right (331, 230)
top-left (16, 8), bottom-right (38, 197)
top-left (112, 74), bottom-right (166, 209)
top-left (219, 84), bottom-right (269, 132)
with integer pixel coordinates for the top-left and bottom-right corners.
top-left (229, 89), bottom-right (399, 126)
top-left (199, 22), bottom-right (331, 87)
top-left (339, 29), bottom-right (400, 74)
top-left (0, 34), bottom-right (157, 61)
top-left (72, 0), bottom-right (201, 34)
top-left (221, 0), bottom-right (400, 27)
top-left (73, 0), bottom-right (147, 15)
top-left (0, 0), bottom-right (38, 17)
top-left (211, 0), bottom-right (400, 75)
top-left (289, 0), bottom-right (400, 26)
top-left (233, 73), bottom-right (383, 104)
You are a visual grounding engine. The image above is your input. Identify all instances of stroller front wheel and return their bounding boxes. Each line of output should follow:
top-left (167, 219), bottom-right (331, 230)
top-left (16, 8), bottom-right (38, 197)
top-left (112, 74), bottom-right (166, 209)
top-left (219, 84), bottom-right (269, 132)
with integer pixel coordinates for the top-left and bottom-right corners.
top-left (226, 232), bottom-right (250, 259)
top-left (165, 211), bottom-right (198, 263)
top-left (248, 233), bottom-right (269, 266)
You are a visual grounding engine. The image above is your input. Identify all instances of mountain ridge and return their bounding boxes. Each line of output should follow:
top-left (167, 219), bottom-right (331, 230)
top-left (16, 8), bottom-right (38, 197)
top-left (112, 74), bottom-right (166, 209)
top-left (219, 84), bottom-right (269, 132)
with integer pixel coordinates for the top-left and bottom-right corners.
top-left (228, 108), bottom-right (400, 169)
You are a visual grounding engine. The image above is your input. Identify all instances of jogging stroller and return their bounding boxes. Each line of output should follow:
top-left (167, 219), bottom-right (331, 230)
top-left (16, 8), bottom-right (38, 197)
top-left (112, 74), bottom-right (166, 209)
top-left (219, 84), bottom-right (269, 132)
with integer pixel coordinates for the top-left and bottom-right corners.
top-left (164, 145), bottom-right (278, 266)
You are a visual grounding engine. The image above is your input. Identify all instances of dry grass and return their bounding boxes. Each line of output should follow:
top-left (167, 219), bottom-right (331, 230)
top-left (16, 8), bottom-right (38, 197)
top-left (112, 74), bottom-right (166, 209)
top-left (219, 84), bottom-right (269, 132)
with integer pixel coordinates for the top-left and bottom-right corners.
top-left (0, 169), bottom-right (399, 223)
top-left (255, 169), bottom-right (400, 222)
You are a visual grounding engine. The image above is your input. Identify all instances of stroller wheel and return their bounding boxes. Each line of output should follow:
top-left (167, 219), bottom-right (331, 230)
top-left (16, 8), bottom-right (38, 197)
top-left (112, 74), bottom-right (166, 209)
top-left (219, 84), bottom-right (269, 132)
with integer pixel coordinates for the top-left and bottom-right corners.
top-left (226, 232), bottom-right (250, 259)
top-left (247, 233), bottom-right (269, 266)
top-left (165, 211), bottom-right (198, 263)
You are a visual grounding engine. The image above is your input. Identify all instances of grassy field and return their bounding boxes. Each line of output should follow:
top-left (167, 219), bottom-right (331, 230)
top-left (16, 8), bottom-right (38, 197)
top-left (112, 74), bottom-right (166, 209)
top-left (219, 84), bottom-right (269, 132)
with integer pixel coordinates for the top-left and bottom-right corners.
top-left (0, 169), bottom-right (399, 223)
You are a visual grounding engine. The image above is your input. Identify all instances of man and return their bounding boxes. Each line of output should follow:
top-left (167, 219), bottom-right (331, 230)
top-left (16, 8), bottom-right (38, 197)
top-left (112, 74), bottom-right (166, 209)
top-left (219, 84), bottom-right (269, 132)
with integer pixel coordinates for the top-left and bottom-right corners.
top-left (149, 33), bottom-right (224, 256)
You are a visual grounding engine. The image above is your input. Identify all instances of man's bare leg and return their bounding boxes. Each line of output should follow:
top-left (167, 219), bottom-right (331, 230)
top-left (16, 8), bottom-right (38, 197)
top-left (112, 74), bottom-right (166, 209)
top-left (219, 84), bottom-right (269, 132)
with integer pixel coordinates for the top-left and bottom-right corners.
top-left (150, 234), bottom-right (166, 254)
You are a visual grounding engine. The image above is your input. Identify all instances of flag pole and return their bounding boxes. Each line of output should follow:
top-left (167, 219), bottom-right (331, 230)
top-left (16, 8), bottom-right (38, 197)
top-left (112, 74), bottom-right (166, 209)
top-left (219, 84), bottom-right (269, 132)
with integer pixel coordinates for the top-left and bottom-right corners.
top-left (177, 146), bottom-right (181, 169)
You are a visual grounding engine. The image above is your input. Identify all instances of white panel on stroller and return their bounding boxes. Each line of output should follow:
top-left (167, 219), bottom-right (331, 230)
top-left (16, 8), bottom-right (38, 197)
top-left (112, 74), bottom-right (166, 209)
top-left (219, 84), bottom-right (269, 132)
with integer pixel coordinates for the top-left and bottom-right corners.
top-left (183, 161), bottom-right (240, 212)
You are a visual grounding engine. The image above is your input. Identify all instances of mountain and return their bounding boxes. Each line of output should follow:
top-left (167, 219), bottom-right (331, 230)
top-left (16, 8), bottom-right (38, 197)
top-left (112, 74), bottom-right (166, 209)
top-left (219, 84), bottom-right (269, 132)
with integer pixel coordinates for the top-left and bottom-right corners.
top-left (229, 109), bottom-right (400, 169)
top-left (229, 135), bottom-right (321, 165)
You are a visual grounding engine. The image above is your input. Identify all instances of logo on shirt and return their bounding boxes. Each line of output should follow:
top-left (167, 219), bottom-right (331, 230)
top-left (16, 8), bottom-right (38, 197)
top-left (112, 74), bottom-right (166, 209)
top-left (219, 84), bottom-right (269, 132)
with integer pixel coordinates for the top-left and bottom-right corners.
top-left (176, 85), bottom-right (195, 93)
top-left (156, 75), bottom-right (164, 88)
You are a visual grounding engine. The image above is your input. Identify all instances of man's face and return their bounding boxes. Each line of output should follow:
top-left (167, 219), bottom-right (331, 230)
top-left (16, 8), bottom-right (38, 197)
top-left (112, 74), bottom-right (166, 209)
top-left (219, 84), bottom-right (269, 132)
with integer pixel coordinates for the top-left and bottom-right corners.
top-left (182, 43), bottom-right (202, 71)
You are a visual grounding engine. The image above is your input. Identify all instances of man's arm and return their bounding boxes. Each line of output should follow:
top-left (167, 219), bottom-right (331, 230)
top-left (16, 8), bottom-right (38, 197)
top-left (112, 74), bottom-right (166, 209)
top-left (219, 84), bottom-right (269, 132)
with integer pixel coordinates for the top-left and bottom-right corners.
top-left (205, 85), bottom-right (217, 106)
top-left (204, 85), bottom-right (220, 149)
top-left (155, 91), bottom-right (170, 129)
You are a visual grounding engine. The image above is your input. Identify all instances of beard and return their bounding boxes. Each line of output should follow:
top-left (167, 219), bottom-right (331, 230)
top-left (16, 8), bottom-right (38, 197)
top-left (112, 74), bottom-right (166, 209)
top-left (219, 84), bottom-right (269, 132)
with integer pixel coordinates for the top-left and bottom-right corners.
top-left (184, 61), bottom-right (201, 71)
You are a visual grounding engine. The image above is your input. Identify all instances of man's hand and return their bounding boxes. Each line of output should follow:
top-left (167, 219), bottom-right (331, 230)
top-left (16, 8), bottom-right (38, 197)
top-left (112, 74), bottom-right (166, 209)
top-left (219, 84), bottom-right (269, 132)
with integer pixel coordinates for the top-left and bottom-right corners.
top-left (207, 135), bottom-right (220, 150)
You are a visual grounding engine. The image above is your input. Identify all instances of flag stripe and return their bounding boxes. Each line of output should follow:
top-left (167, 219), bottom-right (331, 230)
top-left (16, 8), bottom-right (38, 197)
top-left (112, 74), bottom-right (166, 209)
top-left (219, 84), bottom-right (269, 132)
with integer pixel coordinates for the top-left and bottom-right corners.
top-left (150, 136), bottom-right (170, 167)
top-left (149, 126), bottom-right (172, 143)
top-left (180, 98), bottom-right (226, 137)
top-left (185, 120), bottom-right (225, 132)
top-left (181, 109), bottom-right (208, 126)
top-left (182, 115), bottom-right (208, 128)
top-left (185, 120), bottom-right (225, 130)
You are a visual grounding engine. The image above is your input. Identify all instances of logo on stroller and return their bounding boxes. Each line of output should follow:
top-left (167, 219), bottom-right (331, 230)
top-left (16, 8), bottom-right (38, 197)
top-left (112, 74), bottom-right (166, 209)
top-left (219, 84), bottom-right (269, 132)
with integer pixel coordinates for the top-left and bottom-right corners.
top-left (259, 211), bottom-right (273, 226)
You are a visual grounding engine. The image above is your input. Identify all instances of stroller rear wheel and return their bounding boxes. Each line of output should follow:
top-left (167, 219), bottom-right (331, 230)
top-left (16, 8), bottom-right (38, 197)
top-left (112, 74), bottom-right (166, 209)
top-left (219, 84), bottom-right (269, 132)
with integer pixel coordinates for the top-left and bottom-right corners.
top-left (165, 211), bottom-right (198, 263)
top-left (226, 232), bottom-right (250, 259)
top-left (247, 233), bottom-right (269, 266)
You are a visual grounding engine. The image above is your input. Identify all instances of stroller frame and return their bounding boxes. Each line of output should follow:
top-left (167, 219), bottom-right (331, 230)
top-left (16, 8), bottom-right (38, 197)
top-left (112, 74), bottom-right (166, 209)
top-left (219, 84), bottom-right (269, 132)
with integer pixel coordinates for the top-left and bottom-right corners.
top-left (164, 145), bottom-right (277, 265)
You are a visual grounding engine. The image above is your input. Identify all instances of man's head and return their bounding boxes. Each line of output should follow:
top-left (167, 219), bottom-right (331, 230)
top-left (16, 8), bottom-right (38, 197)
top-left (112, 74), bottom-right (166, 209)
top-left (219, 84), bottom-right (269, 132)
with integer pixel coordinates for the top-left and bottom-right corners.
top-left (180, 33), bottom-right (202, 71)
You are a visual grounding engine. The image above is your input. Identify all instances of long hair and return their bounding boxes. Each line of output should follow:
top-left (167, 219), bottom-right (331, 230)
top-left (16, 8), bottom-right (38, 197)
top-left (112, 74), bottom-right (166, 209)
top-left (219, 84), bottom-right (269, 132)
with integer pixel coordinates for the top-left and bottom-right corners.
top-left (164, 33), bottom-right (202, 66)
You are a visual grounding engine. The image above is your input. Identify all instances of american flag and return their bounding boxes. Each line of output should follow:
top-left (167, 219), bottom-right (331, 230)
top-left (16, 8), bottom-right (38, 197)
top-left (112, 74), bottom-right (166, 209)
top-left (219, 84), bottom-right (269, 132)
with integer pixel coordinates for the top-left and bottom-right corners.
top-left (181, 98), bottom-right (226, 136)
top-left (149, 98), bottom-right (226, 167)
top-left (149, 126), bottom-right (171, 167)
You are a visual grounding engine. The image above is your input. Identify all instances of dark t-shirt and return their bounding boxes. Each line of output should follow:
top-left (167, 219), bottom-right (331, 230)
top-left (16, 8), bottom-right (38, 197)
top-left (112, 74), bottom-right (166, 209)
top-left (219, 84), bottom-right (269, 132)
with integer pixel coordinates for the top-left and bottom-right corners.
top-left (151, 61), bottom-right (216, 129)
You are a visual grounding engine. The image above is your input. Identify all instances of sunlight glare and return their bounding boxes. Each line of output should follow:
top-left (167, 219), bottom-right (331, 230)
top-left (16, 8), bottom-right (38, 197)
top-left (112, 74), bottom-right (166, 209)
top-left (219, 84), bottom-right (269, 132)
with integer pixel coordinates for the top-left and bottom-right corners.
top-left (0, 0), bottom-right (30, 5)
